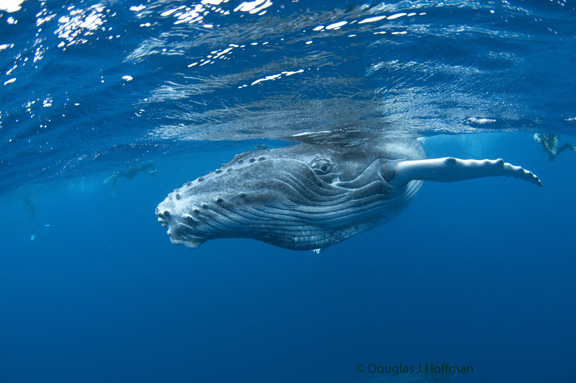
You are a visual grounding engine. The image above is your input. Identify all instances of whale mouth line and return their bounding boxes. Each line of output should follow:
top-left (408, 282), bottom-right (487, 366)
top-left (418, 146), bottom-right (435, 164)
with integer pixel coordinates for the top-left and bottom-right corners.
top-left (158, 180), bottom-right (422, 250)
top-left (156, 172), bottom-right (404, 249)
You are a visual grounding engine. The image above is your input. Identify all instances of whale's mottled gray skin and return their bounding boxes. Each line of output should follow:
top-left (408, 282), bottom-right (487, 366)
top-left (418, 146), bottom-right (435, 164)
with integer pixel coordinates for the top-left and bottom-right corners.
top-left (156, 136), bottom-right (542, 250)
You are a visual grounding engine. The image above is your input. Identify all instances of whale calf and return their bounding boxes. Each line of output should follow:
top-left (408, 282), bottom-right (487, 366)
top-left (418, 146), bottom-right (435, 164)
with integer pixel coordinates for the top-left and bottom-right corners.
top-left (156, 135), bottom-right (541, 251)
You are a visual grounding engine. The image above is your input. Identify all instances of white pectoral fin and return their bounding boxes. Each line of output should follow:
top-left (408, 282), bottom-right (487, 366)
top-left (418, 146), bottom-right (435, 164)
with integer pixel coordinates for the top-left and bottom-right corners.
top-left (393, 157), bottom-right (543, 187)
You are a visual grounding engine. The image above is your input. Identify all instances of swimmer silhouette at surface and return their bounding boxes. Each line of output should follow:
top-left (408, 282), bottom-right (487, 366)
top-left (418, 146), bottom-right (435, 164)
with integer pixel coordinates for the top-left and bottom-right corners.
top-left (533, 133), bottom-right (576, 161)
top-left (103, 161), bottom-right (158, 197)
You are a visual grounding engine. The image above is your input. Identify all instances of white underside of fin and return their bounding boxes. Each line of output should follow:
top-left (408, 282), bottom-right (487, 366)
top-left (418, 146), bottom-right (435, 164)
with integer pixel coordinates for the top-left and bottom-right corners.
top-left (392, 157), bottom-right (542, 187)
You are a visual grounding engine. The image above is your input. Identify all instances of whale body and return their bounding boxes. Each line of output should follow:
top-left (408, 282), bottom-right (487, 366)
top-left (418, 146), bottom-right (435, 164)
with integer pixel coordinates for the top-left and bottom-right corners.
top-left (156, 136), bottom-right (541, 250)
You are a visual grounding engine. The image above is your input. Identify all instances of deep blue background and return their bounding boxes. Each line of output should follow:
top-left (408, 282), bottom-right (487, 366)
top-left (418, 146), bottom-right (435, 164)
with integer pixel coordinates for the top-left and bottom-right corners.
top-left (1, 0), bottom-right (575, 381)
top-left (1, 133), bottom-right (574, 383)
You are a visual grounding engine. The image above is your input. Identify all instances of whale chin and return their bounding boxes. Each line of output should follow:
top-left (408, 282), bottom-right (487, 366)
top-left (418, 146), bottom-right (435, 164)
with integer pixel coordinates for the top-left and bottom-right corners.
top-left (171, 238), bottom-right (205, 249)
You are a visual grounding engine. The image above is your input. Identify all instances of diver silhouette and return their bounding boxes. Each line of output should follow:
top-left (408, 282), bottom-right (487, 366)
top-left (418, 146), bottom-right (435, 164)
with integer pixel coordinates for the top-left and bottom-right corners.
top-left (22, 195), bottom-right (37, 241)
top-left (533, 133), bottom-right (576, 161)
top-left (104, 161), bottom-right (158, 197)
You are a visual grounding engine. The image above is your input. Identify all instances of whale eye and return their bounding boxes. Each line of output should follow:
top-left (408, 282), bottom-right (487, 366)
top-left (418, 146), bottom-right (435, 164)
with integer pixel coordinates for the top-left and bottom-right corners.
top-left (311, 158), bottom-right (333, 175)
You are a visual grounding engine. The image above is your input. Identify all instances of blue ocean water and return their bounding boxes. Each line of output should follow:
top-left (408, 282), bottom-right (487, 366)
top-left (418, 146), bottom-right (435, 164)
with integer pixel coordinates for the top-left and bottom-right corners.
top-left (1, 0), bottom-right (575, 382)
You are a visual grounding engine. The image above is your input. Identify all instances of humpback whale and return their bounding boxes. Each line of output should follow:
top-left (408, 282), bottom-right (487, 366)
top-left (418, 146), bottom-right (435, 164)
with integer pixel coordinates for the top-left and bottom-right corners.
top-left (156, 134), bottom-right (541, 251)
